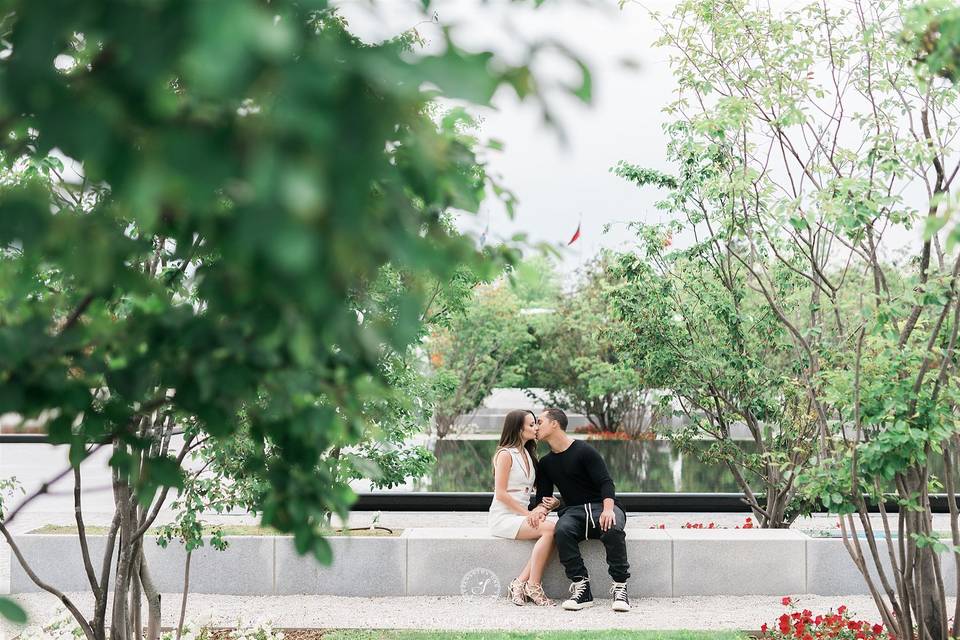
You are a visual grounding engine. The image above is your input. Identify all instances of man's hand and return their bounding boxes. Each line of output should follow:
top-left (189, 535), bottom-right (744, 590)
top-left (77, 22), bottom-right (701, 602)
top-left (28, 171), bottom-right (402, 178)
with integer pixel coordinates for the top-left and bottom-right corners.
top-left (599, 508), bottom-right (616, 532)
top-left (526, 508), bottom-right (546, 528)
top-left (541, 496), bottom-right (560, 511)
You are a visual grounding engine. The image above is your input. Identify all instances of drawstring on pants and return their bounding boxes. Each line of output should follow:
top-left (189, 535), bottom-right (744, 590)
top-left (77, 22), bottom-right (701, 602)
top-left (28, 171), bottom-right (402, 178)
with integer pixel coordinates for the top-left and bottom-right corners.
top-left (585, 503), bottom-right (596, 538)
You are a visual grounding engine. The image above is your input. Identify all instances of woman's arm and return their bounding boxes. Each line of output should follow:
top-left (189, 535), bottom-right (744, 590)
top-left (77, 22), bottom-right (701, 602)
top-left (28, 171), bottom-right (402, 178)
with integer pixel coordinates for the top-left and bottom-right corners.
top-left (493, 449), bottom-right (534, 516)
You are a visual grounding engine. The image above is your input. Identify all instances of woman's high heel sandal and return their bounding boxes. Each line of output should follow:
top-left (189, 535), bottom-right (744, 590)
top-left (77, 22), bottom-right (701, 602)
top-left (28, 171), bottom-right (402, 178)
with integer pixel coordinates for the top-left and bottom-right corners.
top-left (523, 582), bottom-right (555, 606)
top-left (508, 578), bottom-right (528, 605)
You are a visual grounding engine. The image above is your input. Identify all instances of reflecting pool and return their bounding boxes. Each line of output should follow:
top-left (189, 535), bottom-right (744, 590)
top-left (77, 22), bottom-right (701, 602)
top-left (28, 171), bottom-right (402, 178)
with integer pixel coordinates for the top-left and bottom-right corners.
top-left (411, 439), bottom-right (751, 493)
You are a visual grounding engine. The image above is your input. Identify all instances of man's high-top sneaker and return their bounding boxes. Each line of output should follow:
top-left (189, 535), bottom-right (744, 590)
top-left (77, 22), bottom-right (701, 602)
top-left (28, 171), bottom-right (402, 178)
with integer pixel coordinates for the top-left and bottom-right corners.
top-left (561, 577), bottom-right (594, 610)
top-left (610, 581), bottom-right (630, 612)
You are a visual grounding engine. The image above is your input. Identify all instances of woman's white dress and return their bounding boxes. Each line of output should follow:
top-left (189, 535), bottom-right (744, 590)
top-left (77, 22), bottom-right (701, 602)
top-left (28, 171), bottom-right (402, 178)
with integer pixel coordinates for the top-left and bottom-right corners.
top-left (488, 446), bottom-right (536, 539)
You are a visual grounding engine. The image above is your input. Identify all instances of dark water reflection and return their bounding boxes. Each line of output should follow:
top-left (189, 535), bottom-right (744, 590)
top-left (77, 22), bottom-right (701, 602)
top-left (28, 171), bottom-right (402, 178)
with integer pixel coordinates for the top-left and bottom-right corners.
top-left (414, 439), bottom-right (749, 493)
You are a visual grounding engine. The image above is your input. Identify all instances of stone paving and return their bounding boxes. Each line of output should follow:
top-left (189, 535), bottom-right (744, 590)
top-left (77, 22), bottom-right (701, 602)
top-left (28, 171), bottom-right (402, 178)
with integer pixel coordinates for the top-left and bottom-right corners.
top-left (1, 592), bottom-right (930, 637)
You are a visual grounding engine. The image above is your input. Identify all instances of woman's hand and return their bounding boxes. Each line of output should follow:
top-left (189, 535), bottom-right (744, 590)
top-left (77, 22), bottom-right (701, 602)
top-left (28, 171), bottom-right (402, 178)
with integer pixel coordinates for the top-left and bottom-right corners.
top-left (526, 509), bottom-right (545, 528)
top-left (541, 496), bottom-right (560, 511)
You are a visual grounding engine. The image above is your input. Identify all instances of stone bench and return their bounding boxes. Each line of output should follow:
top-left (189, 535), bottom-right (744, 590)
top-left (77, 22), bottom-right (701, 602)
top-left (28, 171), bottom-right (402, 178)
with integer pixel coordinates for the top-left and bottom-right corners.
top-left (7, 528), bottom-right (956, 598)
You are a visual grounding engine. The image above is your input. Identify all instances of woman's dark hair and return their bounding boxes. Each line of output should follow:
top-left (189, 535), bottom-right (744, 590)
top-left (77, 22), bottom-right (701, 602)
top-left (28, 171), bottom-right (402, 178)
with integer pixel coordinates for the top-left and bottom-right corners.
top-left (492, 409), bottom-right (539, 471)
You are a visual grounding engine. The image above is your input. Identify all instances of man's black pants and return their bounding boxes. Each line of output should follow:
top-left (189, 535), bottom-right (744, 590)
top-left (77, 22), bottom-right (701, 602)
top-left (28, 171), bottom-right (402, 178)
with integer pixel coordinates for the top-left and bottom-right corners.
top-left (554, 501), bottom-right (630, 583)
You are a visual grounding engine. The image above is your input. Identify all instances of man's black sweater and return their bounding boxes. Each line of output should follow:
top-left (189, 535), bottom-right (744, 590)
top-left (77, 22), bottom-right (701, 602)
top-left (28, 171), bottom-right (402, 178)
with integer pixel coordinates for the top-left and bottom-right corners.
top-left (529, 439), bottom-right (623, 512)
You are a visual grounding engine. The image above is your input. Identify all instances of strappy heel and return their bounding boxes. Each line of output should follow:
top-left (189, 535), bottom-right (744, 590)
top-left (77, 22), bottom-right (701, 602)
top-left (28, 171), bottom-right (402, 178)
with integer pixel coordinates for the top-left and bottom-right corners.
top-left (508, 577), bottom-right (528, 605)
top-left (523, 581), bottom-right (555, 606)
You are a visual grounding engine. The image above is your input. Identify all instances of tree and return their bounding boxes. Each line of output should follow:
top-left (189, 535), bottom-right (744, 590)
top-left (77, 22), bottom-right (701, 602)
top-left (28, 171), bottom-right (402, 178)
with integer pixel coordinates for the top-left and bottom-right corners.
top-left (0, 0), bottom-right (590, 633)
top-left (428, 282), bottom-right (534, 437)
top-left (509, 254), bottom-right (563, 308)
top-left (635, 0), bottom-right (960, 635)
top-left (527, 257), bottom-right (657, 434)
top-left (606, 222), bottom-right (818, 527)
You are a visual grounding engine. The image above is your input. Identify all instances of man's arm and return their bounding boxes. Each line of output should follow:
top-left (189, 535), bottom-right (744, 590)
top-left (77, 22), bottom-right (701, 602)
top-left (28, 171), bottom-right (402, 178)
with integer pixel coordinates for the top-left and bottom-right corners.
top-left (528, 462), bottom-right (554, 511)
top-left (583, 444), bottom-right (616, 501)
top-left (584, 445), bottom-right (618, 531)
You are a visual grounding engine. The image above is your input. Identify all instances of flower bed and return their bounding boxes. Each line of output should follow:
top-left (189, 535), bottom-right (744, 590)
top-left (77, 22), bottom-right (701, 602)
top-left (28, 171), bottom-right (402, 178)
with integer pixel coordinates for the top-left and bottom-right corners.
top-left (14, 609), bottom-right (289, 640)
top-left (649, 517), bottom-right (756, 529)
top-left (572, 425), bottom-right (657, 441)
top-left (759, 598), bottom-right (888, 640)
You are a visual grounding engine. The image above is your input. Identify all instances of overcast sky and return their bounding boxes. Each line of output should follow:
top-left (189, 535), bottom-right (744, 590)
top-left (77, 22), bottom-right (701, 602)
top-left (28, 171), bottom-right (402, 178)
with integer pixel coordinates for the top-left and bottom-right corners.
top-left (338, 0), bottom-right (682, 276)
top-left (339, 0), bottom-right (940, 279)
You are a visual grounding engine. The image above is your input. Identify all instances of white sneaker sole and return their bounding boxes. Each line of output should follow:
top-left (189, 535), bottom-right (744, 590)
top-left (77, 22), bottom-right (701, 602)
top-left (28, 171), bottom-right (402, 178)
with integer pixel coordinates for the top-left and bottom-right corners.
top-left (612, 602), bottom-right (631, 612)
top-left (561, 600), bottom-right (594, 611)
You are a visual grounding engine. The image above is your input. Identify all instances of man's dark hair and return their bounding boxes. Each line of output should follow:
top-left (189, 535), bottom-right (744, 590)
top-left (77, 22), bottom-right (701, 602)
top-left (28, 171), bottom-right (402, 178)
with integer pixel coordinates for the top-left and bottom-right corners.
top-left (543, 407), bottom-right (568, 431)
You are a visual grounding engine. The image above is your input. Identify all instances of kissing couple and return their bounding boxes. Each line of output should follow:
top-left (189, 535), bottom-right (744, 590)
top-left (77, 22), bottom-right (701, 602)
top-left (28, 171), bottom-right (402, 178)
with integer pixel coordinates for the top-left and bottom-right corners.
top-left (487, 407), bottom-right (630, 611)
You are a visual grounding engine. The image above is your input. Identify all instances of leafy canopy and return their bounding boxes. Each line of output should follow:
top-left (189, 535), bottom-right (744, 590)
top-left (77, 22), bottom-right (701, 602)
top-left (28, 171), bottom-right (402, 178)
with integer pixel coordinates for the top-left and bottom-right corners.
top-left (0, 0), bottom-right (589, 566)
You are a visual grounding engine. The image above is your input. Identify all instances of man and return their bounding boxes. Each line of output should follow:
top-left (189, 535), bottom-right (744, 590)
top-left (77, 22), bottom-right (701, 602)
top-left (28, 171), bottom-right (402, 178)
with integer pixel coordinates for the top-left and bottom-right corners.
top-left (528, 407), bottom-right (630, 612)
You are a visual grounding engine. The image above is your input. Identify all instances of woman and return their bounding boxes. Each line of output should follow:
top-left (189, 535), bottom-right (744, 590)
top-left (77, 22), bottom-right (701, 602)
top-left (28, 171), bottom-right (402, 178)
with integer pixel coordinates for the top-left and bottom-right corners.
top-left (488, 409), bottom-right (557, 606)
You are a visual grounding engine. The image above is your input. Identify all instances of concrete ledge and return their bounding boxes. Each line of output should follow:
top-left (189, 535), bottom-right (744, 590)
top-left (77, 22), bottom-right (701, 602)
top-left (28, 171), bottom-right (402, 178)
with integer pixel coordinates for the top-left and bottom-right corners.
top-left (806, 537), bottom-right (957, 596)
top-left (144, 537), bottom-right (274, 595)
top-left (9, 535), bottom-right (274, 595)
top-left (403, 527), bottom-right (672, 599)
top-left (275, 537), bottom-right (406, 596)
top-left (9, 534), bottom-right (109, 594)
top-left (8, 528), bottom-right (932, 597)
top-left (671, 529), bottom-right (807, 596)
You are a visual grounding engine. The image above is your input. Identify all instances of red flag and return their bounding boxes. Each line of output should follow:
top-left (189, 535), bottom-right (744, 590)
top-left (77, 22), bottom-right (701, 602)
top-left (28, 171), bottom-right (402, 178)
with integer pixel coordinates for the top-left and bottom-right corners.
top-left (567, 222), bottom-right (581, 246)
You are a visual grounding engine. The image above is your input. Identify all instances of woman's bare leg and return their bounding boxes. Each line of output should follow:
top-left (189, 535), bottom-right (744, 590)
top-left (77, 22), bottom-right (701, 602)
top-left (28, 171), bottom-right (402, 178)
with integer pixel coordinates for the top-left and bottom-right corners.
top-left (514, 519), bottom-right (556, 584)
top-left (517, 558), bottom-right (532, 582)
top-left (528, 521), bottom-right (555, 584)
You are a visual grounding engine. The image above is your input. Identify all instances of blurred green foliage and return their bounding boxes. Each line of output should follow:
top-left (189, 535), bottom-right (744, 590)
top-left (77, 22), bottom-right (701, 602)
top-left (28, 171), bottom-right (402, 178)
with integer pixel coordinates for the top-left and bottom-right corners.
top-left (0, 0), bottom-right (590, 573)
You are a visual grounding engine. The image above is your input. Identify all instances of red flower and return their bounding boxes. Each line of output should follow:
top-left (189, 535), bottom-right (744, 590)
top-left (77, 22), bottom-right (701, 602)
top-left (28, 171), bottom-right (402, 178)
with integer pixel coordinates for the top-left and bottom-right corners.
top-left (837, 605), bottom-right (847, 615)
top-left (778, 614), bottom-right (791, 634)
top-left (782, 596), bottom-right (792, 606)
top-left (872, 623), bottom-right (883, 634)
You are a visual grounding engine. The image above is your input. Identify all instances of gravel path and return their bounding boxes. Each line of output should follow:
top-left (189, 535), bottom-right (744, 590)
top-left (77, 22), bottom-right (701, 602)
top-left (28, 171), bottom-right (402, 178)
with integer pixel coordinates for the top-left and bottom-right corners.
top-left (0, 592), bottom-right (909, 638)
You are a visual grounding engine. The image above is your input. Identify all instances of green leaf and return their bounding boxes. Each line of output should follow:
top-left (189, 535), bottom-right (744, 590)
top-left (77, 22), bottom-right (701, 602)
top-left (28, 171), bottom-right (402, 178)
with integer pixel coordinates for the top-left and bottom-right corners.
top-left (312, 535), bottom-right (333, 565)
top-left (0, 597), bottom-right (27, 624)
top-left (947, 224), bottom-right (960, 253)
top-left (415, 44), bottom-right (498, 105)
top-left (923, 214), bottom-right (950, 241)
top-left (788, 215), bottom-right (809, 232)
top-left (570, 58), bottom-right (592, 103)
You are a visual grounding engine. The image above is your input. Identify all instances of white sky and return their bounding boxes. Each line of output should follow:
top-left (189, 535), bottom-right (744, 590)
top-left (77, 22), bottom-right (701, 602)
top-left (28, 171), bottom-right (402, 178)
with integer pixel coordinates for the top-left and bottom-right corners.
top-left (338, 0), bottom-right (680, 275)
top-left (338, 0), bottom-right (947, 278)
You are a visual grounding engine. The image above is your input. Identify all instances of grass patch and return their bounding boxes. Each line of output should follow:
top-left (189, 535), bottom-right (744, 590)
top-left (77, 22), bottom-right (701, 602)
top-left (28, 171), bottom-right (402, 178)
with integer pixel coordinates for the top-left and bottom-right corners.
top-left (28, 524), bottom-right (401, 537)
top-left (322, 632), bottom-right (747, 640)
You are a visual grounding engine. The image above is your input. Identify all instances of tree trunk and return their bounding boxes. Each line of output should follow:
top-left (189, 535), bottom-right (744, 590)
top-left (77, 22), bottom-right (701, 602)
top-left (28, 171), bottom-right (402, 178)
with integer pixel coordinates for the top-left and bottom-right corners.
top-left (434, 414), bottom-right (456, 439)
top-left (139, 555), bottom-right (162, 640)
top-left (112, 458), bottom-right (134, 640)
top-left (917, 547), bottom-right (944, 639)
top-left (129, 545), bottom-right (142, 640)
top-left (111, 543), bottom-right (130, 640)
top-left (176, 551), bottom-right (192, 640)
top-left (94, 495), bottom-right (122, 640)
